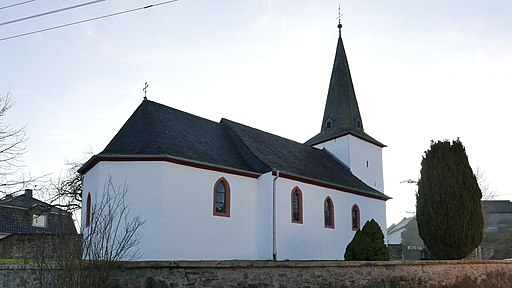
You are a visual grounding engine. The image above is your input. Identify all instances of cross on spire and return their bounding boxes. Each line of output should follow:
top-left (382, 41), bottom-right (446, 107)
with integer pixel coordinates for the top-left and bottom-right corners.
top-left (337, 4), bottom-right (343, 34)
top-left (143, 82), bottom-right (149, 100)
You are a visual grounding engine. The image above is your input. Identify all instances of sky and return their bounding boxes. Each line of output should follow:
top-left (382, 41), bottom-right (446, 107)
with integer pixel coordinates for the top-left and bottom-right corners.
top-left (1, 0), bottom-right (511, 226)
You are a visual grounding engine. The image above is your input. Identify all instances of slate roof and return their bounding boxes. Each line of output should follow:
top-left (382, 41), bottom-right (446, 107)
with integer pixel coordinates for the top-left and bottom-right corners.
top-left (222, 119), bottom-right (387, 198)
top-left (0, 192), bottom-right (77, 235)
top-left (305, 31), bottom-right (384, 147)
top-left (88, 100), bottom-right (255, 174)
top-left (80, 100), bottom-right (389, 200)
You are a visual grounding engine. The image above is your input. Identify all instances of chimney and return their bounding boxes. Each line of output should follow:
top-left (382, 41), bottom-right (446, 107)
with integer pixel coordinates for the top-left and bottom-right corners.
top-left (24, 189), bottom-right (33, 197)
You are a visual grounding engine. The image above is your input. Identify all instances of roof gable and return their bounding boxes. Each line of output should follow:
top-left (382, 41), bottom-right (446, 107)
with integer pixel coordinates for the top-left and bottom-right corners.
top-left (84, 100), bottom-right (255, 174)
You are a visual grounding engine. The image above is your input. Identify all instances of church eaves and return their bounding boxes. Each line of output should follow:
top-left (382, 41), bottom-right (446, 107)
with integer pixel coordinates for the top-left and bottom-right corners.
top-left (305, 27), bottom-right (385, 147)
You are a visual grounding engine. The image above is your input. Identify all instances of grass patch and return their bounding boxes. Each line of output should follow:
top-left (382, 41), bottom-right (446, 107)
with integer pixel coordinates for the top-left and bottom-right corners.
top-left (0, 259), bottom-right (28, 265)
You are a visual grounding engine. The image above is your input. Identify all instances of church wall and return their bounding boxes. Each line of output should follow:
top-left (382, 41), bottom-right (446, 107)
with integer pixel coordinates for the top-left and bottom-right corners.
top-left (315, 135), bottom-right (384, 193)
top-left (256, 172), bottom-right (273, 260)
top-left (314, 137), bottom-right (350, 167)
top-left (82, 163), bottom-right (101, 228)
top-left (83, 161), bottom-right (261, 260)
top-left (274, 177), bottom-right (386, 260)
top-left (347, 135), bottom-right (384, 192)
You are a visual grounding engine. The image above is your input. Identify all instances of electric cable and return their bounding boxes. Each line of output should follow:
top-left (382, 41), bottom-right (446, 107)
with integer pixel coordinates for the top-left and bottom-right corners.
top-left (0, 0), bottom-right (179, 42)
top-left (0, 0), bottom-right (35, 11)
top-left (1, 0), bottom-right (106, 27)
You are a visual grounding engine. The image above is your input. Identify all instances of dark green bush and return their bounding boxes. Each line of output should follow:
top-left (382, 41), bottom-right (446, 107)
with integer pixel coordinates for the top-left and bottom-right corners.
top-left (344, 219), bottom-right (389, 261)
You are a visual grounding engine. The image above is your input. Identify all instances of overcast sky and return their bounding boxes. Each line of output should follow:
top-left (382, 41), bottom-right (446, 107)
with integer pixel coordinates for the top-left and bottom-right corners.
top-left (1, 0), bottom-right (511, 226)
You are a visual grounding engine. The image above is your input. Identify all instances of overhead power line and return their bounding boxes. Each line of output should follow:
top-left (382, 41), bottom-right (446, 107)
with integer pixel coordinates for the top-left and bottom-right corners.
top-left (0, 0), bottom-right (178, 42)
top-left (0, 0), bottom-right (35, 11)
top-left (1, 0), bottom-right (106, 27)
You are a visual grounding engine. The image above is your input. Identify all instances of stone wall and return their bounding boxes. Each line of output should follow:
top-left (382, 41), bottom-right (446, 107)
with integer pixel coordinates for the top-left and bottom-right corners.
top-left (1, 260), bottom-right (512, 287)
top-left (387, 244), bottom-right (402, 260)
top-left (0, 233), bottom-right (81, 260)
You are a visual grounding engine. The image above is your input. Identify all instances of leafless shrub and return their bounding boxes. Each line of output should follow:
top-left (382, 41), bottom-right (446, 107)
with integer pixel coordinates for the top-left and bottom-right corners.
top-left (35, 177), bottom-right (144, 288)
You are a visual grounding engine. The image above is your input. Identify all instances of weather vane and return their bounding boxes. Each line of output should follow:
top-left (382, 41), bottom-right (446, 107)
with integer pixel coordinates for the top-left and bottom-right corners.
top-left (337, 4), bottom-right (343, 31)
top-left (143, 82), bottom-right (149, 100)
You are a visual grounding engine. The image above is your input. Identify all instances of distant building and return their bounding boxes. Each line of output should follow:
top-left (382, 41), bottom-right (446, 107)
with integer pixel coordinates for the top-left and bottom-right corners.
top-left (388, 200), bottom-right (512, 260)
top-left (387, 216), bottom-right (427, 260)
top-left (0, 189), bottom-right (77, 259)
top-left (481, 200), bottom-right (512, 259)
top-left (387, 216), bottom-right (414, 245)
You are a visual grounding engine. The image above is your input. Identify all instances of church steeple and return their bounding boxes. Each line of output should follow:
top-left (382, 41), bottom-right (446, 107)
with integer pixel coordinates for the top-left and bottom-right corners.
top-left (306, 25), bottom-right (384, 148)
top-left (324, 24), bottom-right (363, 133)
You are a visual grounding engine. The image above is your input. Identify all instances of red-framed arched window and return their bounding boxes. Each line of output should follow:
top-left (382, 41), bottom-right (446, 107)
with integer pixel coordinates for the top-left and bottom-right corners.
top-left (213, 177), bottom-right (230, 217)
top-left (351, 204), bottom-right (360, 231)
top-left (324, 196), bottom-right (334, 229)
top-left (85, 192), bottom-right (91, 228)
top-left (291, 187), bottom-right (303, 224)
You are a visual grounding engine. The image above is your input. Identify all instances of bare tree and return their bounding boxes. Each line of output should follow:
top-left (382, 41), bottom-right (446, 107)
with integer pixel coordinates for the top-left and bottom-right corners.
top-left (35, 177), bottom-right (145, 288)
top-left (83, 176), bottom-right (145, 262)
top-left (0, 92), bottom-right (33, 194)
top-left (48, 157), bottom-right (87, 212)
top-left (475, 166), bottom-right (496, 200)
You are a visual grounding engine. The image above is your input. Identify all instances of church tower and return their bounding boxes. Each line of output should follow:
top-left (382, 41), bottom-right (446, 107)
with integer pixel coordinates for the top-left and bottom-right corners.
top-left (306, 23), bottom-right (385, 192)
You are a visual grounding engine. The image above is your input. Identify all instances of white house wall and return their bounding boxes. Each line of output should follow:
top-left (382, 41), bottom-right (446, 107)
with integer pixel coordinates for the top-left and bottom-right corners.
top-left (274, 177), bottom-right (387, 260)
top-left (387, 228), bottom-right (405, 245)
top-left (83, 161), bottom-right (260, 261)
top-left (315, 135), bottom-right (384, 192)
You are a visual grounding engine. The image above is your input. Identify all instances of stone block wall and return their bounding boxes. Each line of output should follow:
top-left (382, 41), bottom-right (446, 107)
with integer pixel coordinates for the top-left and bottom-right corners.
top-left (1, 260), bottom-right (512, 287)
top-left (387, 244), bottom-right (402, 260)
top-left (0, 233), bottom-right (81, 260)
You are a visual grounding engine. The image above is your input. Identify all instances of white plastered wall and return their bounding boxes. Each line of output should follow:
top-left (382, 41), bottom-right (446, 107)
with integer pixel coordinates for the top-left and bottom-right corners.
top-left (274, 177), bottom-right (387, 260)
top-left (315, 135), bottom-right (384, 192)
top-left (82, 161), bottom-right (260, 260)
top-left (82, 161), bottom-right (387, 261)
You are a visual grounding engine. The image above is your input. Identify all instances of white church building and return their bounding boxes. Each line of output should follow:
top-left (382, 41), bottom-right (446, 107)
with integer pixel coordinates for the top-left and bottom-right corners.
top-left (79, 25), bottom-right (390, 261)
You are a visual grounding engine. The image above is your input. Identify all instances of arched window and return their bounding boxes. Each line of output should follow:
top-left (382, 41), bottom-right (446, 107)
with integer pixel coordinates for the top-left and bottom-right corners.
top-left (85, 192), bottom-right (91, 228)
top-left (213, 177), bottom-right (230, 217)
top-left (324, 196), bottom-right (334, 229)
top-left (291, 187), bottom-right (303, 224)
top-left (325, 118), bottom-right (333, 129)
top-left (351, 204), bottom-right (360, 231)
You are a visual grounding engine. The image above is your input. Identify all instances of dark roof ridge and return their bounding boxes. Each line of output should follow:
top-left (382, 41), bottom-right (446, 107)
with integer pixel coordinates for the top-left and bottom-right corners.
top-left (144, 99), bottom-right (221, 125)
top-left (221, 118), bottom-right (307, 147)
top-left (141, 100), bottom-right (167, 155)
top-left (221, 119), bottom-right (271, 173)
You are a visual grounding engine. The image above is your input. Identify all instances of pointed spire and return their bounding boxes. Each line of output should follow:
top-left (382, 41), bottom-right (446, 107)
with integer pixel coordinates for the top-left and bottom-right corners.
top-left (321, 25), bottom-right (363, 133)
top-left (305, 24), bottom-right (385, 147)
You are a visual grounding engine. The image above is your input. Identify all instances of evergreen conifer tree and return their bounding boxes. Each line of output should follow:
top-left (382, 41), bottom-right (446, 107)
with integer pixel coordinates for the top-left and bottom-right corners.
top-left (416, 139), bottom-right (483, 260)
top-left (344, 219), bottom-right (389, 261)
